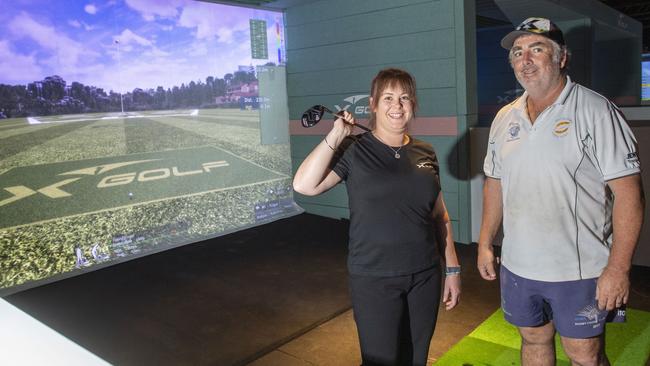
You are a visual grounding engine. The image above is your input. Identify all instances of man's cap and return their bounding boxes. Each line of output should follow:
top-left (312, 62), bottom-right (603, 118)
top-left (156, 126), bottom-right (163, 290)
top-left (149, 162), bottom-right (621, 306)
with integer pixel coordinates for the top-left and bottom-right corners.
top-left (500, 17), bottom-right (565, 50)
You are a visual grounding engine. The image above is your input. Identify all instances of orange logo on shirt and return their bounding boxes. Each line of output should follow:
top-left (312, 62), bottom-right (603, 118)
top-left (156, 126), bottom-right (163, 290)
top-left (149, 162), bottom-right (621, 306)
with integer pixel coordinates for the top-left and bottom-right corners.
top-left (553, 120), bottom-right (571, 137)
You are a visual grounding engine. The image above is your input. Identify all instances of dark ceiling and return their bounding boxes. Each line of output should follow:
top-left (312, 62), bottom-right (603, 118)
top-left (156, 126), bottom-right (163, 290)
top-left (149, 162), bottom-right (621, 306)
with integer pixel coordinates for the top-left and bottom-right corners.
top-left (599, 0), bottom-right (650, 52)
top-left (209, 0), bottom-right (650, 52)
top-left (476, 0), bottom-right (650, 52)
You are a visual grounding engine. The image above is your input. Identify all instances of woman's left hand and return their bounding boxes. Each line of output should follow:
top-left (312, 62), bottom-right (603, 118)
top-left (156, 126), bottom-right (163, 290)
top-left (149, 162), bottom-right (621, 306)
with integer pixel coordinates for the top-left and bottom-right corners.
top-left (442, 274), bottom-right (461, 310)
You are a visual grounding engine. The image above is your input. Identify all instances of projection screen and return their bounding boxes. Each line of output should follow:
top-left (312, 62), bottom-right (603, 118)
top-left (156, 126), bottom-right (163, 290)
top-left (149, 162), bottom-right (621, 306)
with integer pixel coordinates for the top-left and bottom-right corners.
top-left (0, 0), bottom-right (301, 294)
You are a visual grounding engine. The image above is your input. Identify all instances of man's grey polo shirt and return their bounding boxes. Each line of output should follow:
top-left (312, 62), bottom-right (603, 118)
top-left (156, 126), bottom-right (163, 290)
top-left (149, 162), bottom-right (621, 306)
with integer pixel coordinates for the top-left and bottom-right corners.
top-left (484, 77), bottom-right (640, 282)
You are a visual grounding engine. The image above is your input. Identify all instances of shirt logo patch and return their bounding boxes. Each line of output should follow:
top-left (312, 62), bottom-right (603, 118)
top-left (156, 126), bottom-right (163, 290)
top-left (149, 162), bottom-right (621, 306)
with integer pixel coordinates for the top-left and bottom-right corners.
top-left (416, 160), bottom-right (435, 169)
top-left (553, 120), bottom-right (571, 137)
top-left (626, 152), bottom-right (640, 168)
top-left (506, 122), bottom-right (520, 142)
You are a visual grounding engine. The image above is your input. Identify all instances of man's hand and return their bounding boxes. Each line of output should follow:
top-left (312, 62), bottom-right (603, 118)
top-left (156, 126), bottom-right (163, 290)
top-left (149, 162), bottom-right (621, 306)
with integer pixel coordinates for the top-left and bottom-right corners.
top-left (596, 174), bottom-right (644, 311)
top-left (442, 274), bottom-right (461, 310)
top-left (478, 177), bottom-right (503, 281)
top-left (477, 244), bottom-right (498, 281)
top-left (596, 266), bottom-right (630, 311)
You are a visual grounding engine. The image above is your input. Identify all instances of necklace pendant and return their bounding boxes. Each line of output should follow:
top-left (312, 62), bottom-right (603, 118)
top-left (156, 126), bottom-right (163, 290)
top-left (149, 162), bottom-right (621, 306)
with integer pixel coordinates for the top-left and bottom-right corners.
top-left (394, 153), bottom-right (400, 159)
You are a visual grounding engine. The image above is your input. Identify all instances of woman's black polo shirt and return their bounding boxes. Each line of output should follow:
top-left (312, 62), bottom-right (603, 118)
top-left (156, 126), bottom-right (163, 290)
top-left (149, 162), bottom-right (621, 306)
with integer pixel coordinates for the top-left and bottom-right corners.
top-left (331, 132), bottom-right (442, 276)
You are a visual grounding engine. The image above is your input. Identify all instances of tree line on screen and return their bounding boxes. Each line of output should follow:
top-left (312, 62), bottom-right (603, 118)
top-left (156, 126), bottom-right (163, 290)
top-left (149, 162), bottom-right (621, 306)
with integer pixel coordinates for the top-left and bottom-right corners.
top-left (0, 66), bottom-right (265, 118)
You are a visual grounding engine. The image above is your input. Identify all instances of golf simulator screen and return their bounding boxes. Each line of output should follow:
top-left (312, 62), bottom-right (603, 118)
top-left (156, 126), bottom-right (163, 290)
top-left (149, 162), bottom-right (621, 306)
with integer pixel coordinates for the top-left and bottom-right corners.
top-left (0, 0), bottom-right (300, 293)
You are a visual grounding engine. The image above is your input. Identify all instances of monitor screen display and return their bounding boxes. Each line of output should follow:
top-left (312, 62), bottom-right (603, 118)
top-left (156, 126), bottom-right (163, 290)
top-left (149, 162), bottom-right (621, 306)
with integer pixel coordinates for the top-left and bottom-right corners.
top-left (642, 53), bottom-right (650, 103)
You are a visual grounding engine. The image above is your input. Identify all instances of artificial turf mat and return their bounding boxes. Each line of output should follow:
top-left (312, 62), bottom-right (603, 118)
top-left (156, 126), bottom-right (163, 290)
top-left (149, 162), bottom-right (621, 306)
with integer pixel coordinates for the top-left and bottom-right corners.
top-left (434, 308), bottom-right (650, 365)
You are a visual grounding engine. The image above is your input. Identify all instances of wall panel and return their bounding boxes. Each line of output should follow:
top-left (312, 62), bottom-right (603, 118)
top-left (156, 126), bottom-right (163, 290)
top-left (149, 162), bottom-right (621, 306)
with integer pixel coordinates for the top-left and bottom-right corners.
top-left (287, 1), bottom-right (453, 49)
top-left (287, 29), bottom-right (456, 74)
top-left (285, 0), bottom-right (438, 26)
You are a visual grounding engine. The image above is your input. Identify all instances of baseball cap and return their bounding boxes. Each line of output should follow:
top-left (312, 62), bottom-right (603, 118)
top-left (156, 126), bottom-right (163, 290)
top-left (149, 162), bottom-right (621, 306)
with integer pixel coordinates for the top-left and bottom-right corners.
top-left (500, 17), bottom-right (565, 49)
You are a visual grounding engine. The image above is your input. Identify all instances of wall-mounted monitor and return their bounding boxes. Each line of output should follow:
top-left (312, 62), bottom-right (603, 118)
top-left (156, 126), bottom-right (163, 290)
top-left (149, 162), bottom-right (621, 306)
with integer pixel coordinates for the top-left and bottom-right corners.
top-left (642, 53), bottom-right (650, 104)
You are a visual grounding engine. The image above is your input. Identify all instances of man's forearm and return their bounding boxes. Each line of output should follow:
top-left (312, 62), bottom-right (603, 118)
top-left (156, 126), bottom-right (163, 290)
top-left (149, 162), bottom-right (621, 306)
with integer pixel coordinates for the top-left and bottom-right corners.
top-left (478, 177), bottom-right (504, 247)
top-left (608, 174), bottom-right (645, 272)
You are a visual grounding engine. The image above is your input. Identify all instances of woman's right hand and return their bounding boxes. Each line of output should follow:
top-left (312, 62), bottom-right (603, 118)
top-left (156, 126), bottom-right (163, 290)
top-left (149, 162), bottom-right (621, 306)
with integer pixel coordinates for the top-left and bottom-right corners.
top-left (328, 110), bottom-right (355, 147)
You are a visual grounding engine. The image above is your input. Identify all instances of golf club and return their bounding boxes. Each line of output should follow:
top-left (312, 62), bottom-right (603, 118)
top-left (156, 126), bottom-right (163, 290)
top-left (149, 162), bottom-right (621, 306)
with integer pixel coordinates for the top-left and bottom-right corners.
top-left (301, 105), bottom-right (371, 132)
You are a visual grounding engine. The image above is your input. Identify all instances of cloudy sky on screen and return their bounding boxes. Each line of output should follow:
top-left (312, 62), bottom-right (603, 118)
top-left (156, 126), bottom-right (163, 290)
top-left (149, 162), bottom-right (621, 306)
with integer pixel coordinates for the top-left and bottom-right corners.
top-left (0, 0), bottom-right (284, 92)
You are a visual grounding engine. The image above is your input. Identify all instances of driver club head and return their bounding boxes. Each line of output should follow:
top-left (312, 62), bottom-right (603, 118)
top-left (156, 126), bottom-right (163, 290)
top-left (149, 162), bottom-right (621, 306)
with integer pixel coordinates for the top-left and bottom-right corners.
top-left (300, 104), bottom-right (371, 131)
top-left (301, 105), bottom-right (331, 128)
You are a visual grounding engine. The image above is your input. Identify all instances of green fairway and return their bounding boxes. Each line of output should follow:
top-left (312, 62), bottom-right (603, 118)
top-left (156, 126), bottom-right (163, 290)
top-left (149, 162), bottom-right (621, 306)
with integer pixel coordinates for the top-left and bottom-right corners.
top-left (0, 146), bottom-right (287, 229)
top-left (434, 309), bottom-right (650, 365)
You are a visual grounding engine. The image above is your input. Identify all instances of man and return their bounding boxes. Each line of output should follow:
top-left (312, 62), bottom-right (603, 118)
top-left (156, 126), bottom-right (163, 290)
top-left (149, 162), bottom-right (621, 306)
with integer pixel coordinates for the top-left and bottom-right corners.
top-left (478, 17), bottom-right (644, 366)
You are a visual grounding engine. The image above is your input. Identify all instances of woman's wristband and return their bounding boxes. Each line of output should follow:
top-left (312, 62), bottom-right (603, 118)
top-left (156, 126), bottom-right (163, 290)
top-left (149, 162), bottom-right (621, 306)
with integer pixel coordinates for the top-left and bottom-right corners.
top-left (324, 136), bottom-right (335, 151)
top-left (445, 266), bottom-right (461, 276)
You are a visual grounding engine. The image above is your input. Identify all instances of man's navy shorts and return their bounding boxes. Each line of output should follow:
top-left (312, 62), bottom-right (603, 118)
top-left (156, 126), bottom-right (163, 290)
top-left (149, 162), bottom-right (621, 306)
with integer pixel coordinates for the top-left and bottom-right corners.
top-left (500, 265), bottom-right (625, 338)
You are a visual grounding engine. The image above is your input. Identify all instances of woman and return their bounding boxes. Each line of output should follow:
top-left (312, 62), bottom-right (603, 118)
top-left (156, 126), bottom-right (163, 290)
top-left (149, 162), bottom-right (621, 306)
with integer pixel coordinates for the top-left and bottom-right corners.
top-left (293, 68), bottom-right (460, 366)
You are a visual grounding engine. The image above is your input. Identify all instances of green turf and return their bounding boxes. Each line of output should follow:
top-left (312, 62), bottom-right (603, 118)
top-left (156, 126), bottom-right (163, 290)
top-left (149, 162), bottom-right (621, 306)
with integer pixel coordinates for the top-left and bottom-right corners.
top-left (123, 118), bottom-right (217, 154)
top-left (0, 121), bottom-right (94, 160)
top-left (434, 309), bottom-right (650, 366)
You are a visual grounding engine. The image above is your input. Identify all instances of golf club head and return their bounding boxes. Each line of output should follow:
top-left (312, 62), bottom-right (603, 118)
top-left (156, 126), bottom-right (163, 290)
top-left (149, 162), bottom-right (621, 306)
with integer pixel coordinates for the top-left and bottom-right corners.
top-left (301, 105), bottom-right (331, 128)
top-left (300, 104), bottom-right (371, 132)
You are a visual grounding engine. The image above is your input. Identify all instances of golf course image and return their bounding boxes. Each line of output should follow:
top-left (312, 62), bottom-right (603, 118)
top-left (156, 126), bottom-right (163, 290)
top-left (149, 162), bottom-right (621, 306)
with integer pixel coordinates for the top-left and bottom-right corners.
top-left (0, 108), bottom-right (300, 292)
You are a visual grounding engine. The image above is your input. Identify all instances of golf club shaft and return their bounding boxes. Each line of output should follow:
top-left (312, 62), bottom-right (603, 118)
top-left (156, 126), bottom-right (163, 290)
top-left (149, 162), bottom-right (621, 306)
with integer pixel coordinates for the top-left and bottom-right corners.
top-left (324, 109), bottom-right (371, 132)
